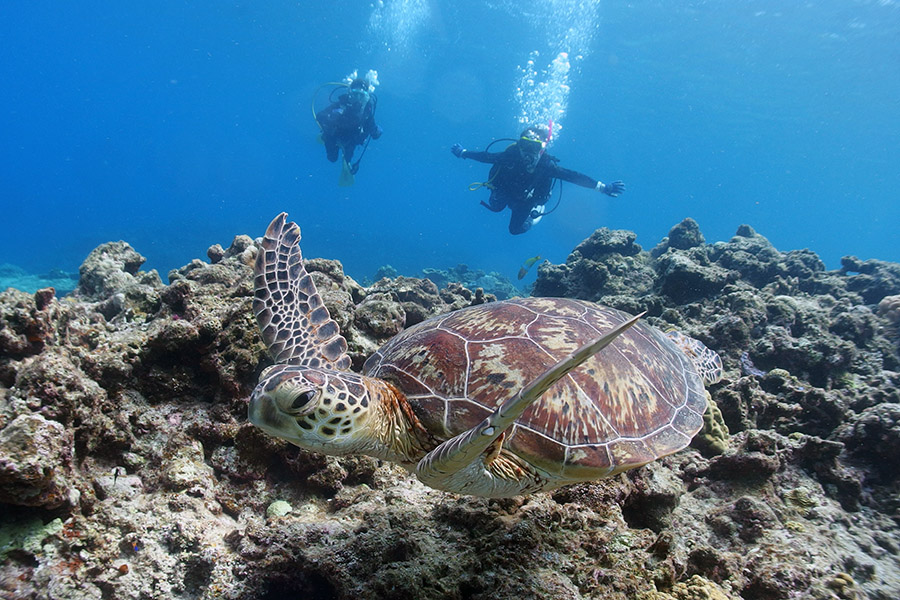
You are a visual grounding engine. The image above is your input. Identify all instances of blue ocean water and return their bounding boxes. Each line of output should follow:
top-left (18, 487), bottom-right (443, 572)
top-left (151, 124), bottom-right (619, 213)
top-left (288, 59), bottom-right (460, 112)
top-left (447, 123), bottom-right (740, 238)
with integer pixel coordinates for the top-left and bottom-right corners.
top-left (1, 1), bottom-right (898, 288)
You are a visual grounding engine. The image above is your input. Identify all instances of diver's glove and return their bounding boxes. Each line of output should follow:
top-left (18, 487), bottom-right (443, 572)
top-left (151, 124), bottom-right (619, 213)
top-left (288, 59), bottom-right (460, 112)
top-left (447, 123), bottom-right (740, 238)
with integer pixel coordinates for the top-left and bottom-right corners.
top-left (451, 143), bottom-right (466, 158)
top-left (596, 180), bottom-right (625, 197)
top-left (372, 125), bottom-right (383, 140)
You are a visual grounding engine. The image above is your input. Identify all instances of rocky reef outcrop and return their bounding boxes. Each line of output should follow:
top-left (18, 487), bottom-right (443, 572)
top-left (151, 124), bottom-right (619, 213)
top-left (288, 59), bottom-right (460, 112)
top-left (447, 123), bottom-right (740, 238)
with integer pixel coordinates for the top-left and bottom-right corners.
top-left (373, 263), bottom-right (520, 301)
top-left (0, 218), bottom-right (898, 599)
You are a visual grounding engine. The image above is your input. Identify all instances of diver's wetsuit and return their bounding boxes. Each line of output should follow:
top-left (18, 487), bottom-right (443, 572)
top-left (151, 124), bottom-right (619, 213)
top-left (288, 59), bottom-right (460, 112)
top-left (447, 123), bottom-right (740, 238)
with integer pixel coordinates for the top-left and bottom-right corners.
top-left (462, 144), bottom-right (600, 234)
top-left (316, 96), bottom-right (380, 164)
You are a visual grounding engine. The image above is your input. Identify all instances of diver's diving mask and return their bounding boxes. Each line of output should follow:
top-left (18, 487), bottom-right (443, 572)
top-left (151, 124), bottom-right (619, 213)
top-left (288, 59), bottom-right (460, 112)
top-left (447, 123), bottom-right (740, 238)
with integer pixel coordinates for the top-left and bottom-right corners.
top-left (519, 136), bottom-right (546, 170)
top-left (347, 87), bottom-right (369, 106)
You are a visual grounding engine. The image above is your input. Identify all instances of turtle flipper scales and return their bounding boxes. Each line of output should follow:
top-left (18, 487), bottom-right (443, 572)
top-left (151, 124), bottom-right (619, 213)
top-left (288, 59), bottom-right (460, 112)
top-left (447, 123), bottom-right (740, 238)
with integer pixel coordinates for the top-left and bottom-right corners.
top-left (253, 213), bottom-right (351, 370)
top-left (665, 330), bottom-right (723, 385)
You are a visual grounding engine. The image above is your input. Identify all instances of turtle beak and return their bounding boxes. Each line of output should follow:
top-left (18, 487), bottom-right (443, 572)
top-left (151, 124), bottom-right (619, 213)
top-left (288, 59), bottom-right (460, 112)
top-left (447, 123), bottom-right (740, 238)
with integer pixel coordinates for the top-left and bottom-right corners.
top-left (248, 387), bottom-right (281, 432)
top-left (248, 384), bottom-right (303, 443)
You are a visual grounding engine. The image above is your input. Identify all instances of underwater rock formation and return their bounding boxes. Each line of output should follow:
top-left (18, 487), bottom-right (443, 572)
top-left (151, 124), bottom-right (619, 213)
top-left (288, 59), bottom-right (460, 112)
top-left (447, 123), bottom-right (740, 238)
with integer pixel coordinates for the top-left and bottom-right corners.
top-left (374, 263), bottom-right (520, 301)
top-left (0, 219), bottom-right (899, 599)
top-left (533, 227), bottom-right (655, 305)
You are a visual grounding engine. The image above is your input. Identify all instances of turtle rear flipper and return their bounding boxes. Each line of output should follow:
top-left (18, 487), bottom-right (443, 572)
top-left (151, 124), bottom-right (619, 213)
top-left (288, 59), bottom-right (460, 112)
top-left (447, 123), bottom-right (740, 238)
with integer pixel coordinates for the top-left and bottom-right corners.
top-left (415, 312), bottom-right (643, 497)
top-left (254, 213), bottom-right (351, 370)
top-left (666, 330), bottom-right (723, 385)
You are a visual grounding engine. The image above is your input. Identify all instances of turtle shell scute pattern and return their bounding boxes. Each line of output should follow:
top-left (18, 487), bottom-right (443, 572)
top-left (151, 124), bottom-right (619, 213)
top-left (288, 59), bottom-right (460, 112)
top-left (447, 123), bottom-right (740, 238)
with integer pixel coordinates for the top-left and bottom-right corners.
top-left (363, 297), bottom-right (708, 481)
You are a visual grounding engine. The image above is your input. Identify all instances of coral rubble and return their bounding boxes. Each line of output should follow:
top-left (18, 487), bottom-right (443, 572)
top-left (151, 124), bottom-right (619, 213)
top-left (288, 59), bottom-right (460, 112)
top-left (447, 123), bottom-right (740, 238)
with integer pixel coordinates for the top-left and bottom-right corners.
top-left (1, 219), bottom-right (899, 599)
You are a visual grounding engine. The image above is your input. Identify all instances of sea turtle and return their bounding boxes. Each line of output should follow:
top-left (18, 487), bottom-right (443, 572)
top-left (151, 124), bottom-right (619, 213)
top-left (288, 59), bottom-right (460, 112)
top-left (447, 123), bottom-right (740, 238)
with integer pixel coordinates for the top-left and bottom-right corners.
top-left (249, 213), bottom-right (723, 497)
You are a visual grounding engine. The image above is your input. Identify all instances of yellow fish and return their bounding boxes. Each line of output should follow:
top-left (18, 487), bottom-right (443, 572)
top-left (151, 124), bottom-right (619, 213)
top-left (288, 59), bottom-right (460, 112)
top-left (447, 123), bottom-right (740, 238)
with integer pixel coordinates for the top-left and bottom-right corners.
top-left (517, 255), bottom-right (542, 280)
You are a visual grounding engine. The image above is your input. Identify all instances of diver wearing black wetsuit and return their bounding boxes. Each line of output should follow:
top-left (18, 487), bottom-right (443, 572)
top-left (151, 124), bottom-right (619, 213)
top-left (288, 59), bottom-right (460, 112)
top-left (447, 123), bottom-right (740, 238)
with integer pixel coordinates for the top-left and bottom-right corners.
top-left (452, 126), bottom-right (624, 234)
top-left (316, 78), bottom-right (382, 170)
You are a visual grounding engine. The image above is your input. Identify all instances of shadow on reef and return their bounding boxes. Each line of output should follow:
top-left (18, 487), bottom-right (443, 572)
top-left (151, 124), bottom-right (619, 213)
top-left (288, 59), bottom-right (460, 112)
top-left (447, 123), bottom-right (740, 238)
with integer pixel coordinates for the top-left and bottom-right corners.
top-left (0, 218), bottom-right (899, 599)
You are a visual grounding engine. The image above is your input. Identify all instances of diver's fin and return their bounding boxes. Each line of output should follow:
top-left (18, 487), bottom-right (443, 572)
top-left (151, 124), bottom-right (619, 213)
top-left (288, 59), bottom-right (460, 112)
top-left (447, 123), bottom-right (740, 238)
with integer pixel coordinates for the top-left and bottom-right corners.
top-left (338, 159), bottom-right (355, 187)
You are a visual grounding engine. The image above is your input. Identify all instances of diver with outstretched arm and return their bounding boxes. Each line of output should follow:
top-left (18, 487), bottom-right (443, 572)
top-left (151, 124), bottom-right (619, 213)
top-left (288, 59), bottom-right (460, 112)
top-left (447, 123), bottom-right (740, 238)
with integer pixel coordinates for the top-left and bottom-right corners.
top-left (451, 125), bottom-right (624, 234)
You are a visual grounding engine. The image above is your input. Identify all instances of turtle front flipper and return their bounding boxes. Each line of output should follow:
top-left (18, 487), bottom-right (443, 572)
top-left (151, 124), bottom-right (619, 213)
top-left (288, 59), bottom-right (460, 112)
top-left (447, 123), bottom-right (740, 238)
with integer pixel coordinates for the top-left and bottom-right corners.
top-left (254, 213), bottom-right (351, 370)
top-left (415, 312), bottom-right (643, 497)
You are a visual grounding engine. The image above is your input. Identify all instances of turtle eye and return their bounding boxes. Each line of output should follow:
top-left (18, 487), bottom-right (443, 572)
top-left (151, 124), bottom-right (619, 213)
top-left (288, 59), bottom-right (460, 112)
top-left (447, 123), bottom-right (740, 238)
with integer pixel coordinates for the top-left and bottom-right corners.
top-left (289, 390), bottom-right (317, 412)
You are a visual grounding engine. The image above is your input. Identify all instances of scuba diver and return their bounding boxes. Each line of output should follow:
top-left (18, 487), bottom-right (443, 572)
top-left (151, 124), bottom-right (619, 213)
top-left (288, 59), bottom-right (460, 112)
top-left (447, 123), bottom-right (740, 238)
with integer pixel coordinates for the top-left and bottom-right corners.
top-left (314, 75), bottom-right (382, 185)
top-left (451, 125), bottom-right (625, 234)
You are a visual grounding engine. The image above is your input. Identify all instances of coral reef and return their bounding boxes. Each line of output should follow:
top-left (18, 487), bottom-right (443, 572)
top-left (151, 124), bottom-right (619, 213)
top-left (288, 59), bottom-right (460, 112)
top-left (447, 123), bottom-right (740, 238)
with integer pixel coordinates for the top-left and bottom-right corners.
top-left (373, 263), bottom-right (521, 301)
top-left (0, 219), bottom-right (899, 599)
top-left (533, 227), bottom-right (655, 305)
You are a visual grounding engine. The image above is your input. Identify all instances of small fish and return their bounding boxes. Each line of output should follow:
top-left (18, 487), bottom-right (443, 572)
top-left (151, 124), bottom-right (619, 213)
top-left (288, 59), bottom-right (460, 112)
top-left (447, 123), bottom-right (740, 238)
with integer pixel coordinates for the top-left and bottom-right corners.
top-left (517, 255), bottom-right (542, 280)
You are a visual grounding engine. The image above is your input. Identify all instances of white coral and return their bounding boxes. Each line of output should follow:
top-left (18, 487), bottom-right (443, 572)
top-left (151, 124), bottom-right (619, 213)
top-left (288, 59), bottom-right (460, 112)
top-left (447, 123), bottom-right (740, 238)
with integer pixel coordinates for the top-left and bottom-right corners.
top-left (877, 294), bottom-right (900, 324)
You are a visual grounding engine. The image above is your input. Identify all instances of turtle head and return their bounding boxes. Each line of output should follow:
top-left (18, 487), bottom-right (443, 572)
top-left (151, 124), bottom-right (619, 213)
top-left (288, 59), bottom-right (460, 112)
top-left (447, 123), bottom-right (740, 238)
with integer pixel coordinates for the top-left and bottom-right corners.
top-left (249, 364), bottom-right (376, 455)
